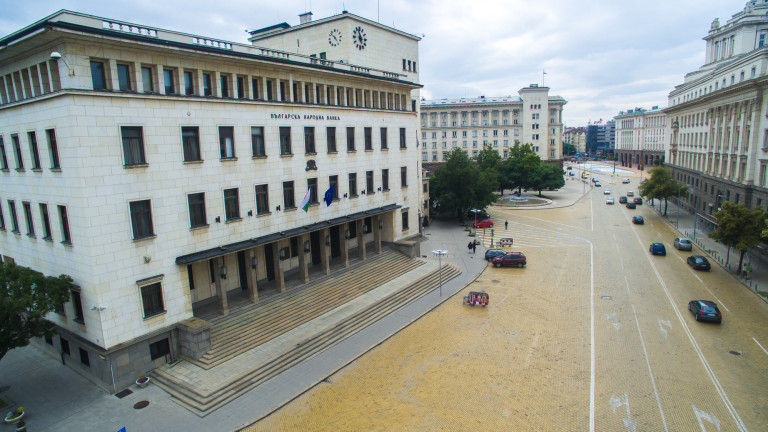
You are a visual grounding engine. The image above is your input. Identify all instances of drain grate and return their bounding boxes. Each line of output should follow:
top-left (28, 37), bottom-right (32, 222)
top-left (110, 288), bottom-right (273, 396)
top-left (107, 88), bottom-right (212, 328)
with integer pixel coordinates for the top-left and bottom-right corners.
top-left (133, 400), bottom-right (150, 409)
top-left (115, 389), bottom-right (133, 399)
top-left (729, 350), bottom-right (742, 356)
top-left (601, 296), bottom-right (612, 300)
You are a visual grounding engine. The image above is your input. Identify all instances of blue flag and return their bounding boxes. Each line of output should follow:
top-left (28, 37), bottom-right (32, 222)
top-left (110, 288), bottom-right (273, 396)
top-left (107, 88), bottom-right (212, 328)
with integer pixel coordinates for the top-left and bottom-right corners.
top-left (324, 184), bottom-right (335, 207)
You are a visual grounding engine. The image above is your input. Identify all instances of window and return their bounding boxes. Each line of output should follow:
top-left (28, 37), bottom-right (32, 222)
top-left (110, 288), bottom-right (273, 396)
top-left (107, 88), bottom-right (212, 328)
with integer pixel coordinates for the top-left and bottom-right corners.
top-left (188, 192), bottom-right (206, 228)
top-left (79, 348), bottom-right (90, 367)
top-left (58, 205), bottom-right (71, 245)
top-left (12, 135), bottom-right (23, 169)
top-left (327, 127), bottom-right (337, 152)
top-left (90, 61), bottom-right (107, 90)
top-left (149, 338), bottom-right (171, 360)
top-left (46, 129), bottom-right (60, 169)
top-left (224, 188), bottom-right (240, 220)
top-left (8, 200), bottom-right (19, 233)
top-left (366, 170), bottom-right (374, 194)
top-left (0, 136), bottom-right (7, 170)
top-left (402, 210), bottom-right (409, 230)
top-left (307, 178), bottom-right (318, 204)
top-left (28, 131), bottom-right (41, 169)
top-left (401, 166), bottom-right (408, 187)
top-left (163, 69), bottom-right (175, 94)
top-left (60, 338), bottom-right (70, 355)
top-left (71, 289), bottom-right (84, 324)
top-left (400, 128), bottom-right (407, 148)
top-left (0, 203), bottom-right (4, 230)
top-left (129, 200), bottom-right (154, 239)
top-left (217, 126), bottom-right (235, 159)
top-left (364, 127), bottom-right (373, 150)
top-left (22, 201), bottom-right (34, 236)
top-left (181, 127), bottom-right (201, 162)
top-left (255, 184), bottom-right (269, 214)
top-left (117, 64), bottom-right (131, 91)
top-left (382, 169), bottom-right (389, 191)
top-left (40, 203), bottom-right (52, 240)
top-left (348, 173), bottom-right (358, 196)
top-left (329, 175), bottom-right (339, 200)
top-left (220, 75), bottom-right (229, 98)
top-left (121, 126), bottom-right (146, 166)
top-left (184, 71), bottom-right (194, 95)
top-left (283, 181), bottom-right (295, 209)
top-left (237, 76), bottom-right (245, 98)
top-left (251, 78), bottom-right (260, 99)
top-left (251, 127), bottom-right (266, 157)
top-left (141, 66), bottom-right (154, 93)
top-left (347, 127), bottom-right (355, 151)
top-left (304, 127), bottom-right (316, 154)
top-left (141, 282), bottom-right (165, 318)
top-left (280, 127), bottom-right (292, 155)
top-left (203, 73), bottom-right (212, 96)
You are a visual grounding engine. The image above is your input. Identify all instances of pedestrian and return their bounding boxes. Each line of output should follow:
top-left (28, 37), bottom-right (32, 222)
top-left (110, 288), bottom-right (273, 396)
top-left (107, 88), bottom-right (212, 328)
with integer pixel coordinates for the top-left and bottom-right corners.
top-left (468, 241), bottom-right (473, 253)
top-left (505, 220), bottom-right (509, 230)
top-left (472, 242), bottom-right (476, 254)
top-left (747, 263), bottom-right (753, 280)
top-left (742, 262), bottom-right (748, 279)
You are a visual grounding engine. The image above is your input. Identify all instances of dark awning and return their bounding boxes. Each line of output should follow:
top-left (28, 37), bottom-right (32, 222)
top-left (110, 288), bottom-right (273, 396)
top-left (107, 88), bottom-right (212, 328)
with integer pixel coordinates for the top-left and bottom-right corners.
top-left (175, 204), bottom-right (400, 264)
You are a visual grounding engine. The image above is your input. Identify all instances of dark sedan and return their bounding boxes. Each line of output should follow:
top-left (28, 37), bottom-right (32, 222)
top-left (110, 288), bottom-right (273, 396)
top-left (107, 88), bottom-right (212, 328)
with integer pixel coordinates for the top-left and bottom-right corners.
top-left (492, 252), bottom-right (527, 268)
top-left (688, 300), bottom-right (722, 323)
top-left (633, 197), bottom-right (643, 205)
top-left (626, 202), bottom-right (636, 209)
top-left (484, 249), bottom-right (507, 262)
top-left (632, 216), bottom-right (644, 224)
top-left (687, 255), bottom-right (711, 271)
top-left (619, 196), bottom-right (628, 204)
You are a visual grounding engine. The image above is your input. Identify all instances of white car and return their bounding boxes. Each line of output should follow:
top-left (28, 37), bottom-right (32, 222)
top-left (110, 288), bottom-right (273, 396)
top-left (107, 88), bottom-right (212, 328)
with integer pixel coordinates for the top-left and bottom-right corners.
top-left (626, 191), bottom-right (634, 197)
top-left (622, 178), bottom-right (630, 184)
top-left (606, 197), bottom-right (614, 205)
top-left (603, 189), bottom-right (611, 195)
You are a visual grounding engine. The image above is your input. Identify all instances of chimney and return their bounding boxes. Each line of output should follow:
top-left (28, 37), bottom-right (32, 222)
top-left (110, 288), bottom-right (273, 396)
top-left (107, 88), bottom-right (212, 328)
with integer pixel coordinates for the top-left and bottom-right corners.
top-left (299, 12), bottom-right (313, 24)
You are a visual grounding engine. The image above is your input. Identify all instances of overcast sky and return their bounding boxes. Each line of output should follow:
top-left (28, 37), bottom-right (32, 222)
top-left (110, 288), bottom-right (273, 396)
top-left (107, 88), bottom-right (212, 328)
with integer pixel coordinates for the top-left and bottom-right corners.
top-left (0, 0), bottom-right (747, 126)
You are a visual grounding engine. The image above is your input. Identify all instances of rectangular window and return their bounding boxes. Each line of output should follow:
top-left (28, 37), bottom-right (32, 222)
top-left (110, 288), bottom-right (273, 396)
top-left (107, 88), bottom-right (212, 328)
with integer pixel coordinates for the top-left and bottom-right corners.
top-left (224, 188), bottom-right (240, 220)
top-left (348, 173), bottom-right (358, 196)
top-left (28, 131), bottom-right (41, 169)
top-left (266, 79), bottom-right (274, 100)
top-left (60, 338), bottom-right (70, 355)
top-left (90, 61), bottom-right (107, 90)
top-left (79, 348), bottom-right (90, 367)
top-left (251, 127), bottom-right (266, 157)
top-left (382, 169), bottom-right (389, 191)
top-left (255, 184), bottom-right (269, 214)
top-left (141, 66), bottom-right (154, 93)
top-left (220, 75), bottom-right (229, 98)
top-left (251, 78), bottom-right (260, 99)
top-left (327, 127), bottom-right (337, 152)
top-left (307, 178), bottom-right (318, 204)
top-left (366, 170), bottom-right (374, 193)
top-left (58, 205), bottom-right (71, 245)
top-left (141, 282), bottom-right (165, 318)
top-left (380, 127), bottom-right (389, 150)
top-left (149, 338), bottom-right (171, 360)
top-left (183, 71), bottom-right (194, 95)
top-left (0, 202), bottom-right (5, 230)
top-left (187, 265), bottom-right (195, 291)
top-left (402, 210), bottom-right (409, 230)
top-left (163, 69), bottom-right (175, 94)
top-left (129, 200), bottom-right (154, 239)
top-left (219, 126), bottom-right (235, 159)
top-left (8, 200), bottom-right (19, 233)
top-left (237, 76), bottom-right (245, 98)
top-left (40, 203), bottom-right (52, 240)
top-left (400, 128), bottom-right (407, 148)
top-left (12, 135), bottom-right (23, 169)
top-left (346, 127), bottom-right (355, 151)
top-left (181, 127), bottom-right (201, 162)
top-left (364, 127), bottom-right (373, 150)
top-left (329, 175), bottom-right (339, 200)
top-left (46, 129), bottom-right (60, 169)
top-left (401, 166), bottom-right (408, 187)
top-left (203, 73), bottom-right (212, 96)
top-left (0, 136), bottom-right (8, 170)
top-left (22, 201), bottom-right (34, 236)
top-left (283, 181), bottom-right (295, 209)
top-left (71, 289), bottom-right (84, 324)
top-left (280, 127), bottom-right (292, 155)
top-left (117, 64), bottom-right (131, 91)
top-left (188, 192), bottom-right (207, 228)
top-left (304, 127), bottom-right (316, 154)
top-left (121, 126), bottom-right (146, 166)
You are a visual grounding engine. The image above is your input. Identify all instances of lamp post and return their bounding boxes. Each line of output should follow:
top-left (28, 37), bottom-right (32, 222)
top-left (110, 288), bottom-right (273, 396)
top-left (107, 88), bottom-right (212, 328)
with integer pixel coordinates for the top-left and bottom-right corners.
top-left (432, 249), bottom-right (447, 297)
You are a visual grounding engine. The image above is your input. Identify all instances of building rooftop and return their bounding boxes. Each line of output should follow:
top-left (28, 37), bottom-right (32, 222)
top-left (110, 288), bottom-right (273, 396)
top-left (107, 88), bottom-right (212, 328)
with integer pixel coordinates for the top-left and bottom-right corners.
top-left (421, 94), bottom-right (566, 107)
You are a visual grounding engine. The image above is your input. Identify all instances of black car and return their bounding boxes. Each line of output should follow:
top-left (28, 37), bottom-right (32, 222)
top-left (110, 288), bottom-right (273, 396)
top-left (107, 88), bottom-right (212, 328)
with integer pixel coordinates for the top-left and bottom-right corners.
top-left (632, 215), bottom-right (644, 224)
top-left (626, 202), bottom-right (636, 209)
top-left (688, 300), bottom-right (722, 323)
top-left (468, 209), bottom-right (490, 220)
top-left (484, 249), bottom-right (507, 262)
top-left (687, 255), bottom-right (711, 271)
top-left (619, 196), bottom-right (628, 204)
top-left (633, 197), bottom-right (643, 205)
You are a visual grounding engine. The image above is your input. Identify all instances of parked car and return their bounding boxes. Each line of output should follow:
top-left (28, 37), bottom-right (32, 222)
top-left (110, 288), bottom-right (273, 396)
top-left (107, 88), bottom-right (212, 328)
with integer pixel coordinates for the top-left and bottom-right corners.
top-left (622, 178), bottom-right (631, 184)
top-left (632, 215), bottom-right (644, 224)
top-left (626, 202), bottom-right (636, 209)
top-left (473, 219), bottom-right (494, 228)
top-left (569, 171), bottom-right (575, 176)
top-left (687, 255), bottom-right (711, 271)
top-left (467, 209), bottom-right (490, 220)
top-left (595, 181), bottom-right (602, 187)
top-left (484, 249), bottom-right (507, 262)
top-left (492, 252), bottom-right (527, 268)
top-left (688, 300), bottom-right (722, 323)
top-left (649, 242), bottom-right (666, 255)
top-left (619, 196), bottom-right (628, 204)
top-left (626, 191), bottom-right (634, 197)
top-left (606, 197), bottom-right (614, 205)
top-left (674, 237), bottom-right (693, 251)
top-left (633, 197), bottom-right (643, 205)
top-left (603, 189), bottom-right (611, 195)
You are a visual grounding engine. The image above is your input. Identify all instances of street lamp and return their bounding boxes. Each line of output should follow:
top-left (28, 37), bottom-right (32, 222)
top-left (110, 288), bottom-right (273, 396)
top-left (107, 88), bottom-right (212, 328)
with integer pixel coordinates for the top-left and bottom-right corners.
top-left (432, 249), bottom-right (448, 297)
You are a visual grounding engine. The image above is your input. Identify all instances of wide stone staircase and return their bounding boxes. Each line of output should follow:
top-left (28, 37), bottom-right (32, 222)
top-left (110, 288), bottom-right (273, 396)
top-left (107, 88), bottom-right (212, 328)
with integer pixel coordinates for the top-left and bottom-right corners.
top-left (151, 248), bottom-right (462, 416)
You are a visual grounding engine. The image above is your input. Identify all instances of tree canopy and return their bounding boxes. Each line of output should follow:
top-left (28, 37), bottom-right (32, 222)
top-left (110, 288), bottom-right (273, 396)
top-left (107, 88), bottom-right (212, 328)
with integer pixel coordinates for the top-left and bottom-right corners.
top-left (530, 163), bottom-right (566, 196)
top-left (709, 202), bottom-right (766, 270)
top-left (638, 166), bottom-right (687, 215)
top-left (1, 261), bottom-right (74, 363)
top-left (429, 148), bottom-right (498, 219)
top-left (499, 143), bottom-right (541, 194)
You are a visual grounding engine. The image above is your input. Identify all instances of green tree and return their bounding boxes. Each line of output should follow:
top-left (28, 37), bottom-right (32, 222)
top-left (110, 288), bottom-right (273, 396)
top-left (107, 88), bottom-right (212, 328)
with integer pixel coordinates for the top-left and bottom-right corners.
top-left (476, 146), bottom-right (501, 173)
top-left (530, 163), bottom-right (566, 196)
top-left (709, 202), bottom-right (766, 270)
top-left (1, 261), bottom-right (74, 363)
top-left (500, 142), bottom-right (540, 194)
top-left (638, 166), bottom-right (686, 215)
top-left (562, 143), bottom-right (577, 155)
top-left (430, 148), bottom-right (497, 220)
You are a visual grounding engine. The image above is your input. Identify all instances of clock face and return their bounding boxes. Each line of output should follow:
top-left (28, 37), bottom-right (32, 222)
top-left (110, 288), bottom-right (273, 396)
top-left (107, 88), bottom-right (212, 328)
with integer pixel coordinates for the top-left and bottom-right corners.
top-left (353, 26), bottom-right (367, 50)
top-left (328, 28), bottom-right (341, 46)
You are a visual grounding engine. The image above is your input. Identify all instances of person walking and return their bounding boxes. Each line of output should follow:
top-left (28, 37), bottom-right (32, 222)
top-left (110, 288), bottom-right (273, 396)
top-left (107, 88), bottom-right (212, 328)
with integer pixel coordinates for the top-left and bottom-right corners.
top-left (747, 262), bottom-right (753, 280)
top-left (468, 241), bottom-right (473, 253)
top-left (505, 220), bottom-right (509, 230)
top-left (472, 242), bottom-right (477, 254)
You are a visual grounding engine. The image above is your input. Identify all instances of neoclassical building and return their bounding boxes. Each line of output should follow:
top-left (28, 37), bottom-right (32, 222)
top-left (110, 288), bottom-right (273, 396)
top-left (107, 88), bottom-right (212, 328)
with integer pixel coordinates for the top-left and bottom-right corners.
top-left (419, 85), bottom-right (566, 164)
top-left (614, 106), bottom-right (666, 169)
top-left (0, 9), bottom-right (422, 391)
top-left (666, 0), bottom-right (768, 215)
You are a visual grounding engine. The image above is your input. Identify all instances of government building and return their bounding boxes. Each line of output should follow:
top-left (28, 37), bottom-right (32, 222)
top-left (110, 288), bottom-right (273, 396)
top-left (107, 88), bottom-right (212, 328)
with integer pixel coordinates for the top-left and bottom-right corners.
top-left (420, 86), bottom-right (567, 165)
top-left (0, 9), bottom-right (423, 391)
top-left (665, 0), bottom-right (768, 215)
top-left (614, 106), bottom-right (666, 169)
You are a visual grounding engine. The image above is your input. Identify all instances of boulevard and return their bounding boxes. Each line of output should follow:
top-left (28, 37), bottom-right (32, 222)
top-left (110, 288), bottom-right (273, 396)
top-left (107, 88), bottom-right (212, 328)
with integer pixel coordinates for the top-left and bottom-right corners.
top-left (248, 170), bottom-right (768, 431)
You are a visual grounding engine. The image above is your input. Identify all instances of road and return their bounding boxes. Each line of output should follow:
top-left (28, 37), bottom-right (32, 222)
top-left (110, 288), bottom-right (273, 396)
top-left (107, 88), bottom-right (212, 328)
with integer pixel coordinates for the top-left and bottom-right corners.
top-left (245, 172), bottom-right (768, 431)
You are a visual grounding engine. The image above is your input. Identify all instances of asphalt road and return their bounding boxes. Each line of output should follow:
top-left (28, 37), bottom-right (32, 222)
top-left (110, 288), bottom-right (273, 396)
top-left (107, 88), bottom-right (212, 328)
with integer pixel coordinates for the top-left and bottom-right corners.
top-left (247, 172), bottom-right (768, 431)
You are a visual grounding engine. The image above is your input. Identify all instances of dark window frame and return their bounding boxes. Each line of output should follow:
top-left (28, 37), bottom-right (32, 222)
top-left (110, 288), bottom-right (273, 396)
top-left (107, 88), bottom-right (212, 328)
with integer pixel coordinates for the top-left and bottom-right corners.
top-left (327, 127), bottom-right (337, 153)
top-left (401, 166), bottom-right (408, 187)
top-left (117, 63), bottom-right (132, 91)
top-left (382, 168), bottom-right (390, 191)
top-left (79, 347), bottom-right (90, 367)
top-left (283, 181), bottom-right (296, 209)
top-left (400, 127), bottom-right (407, 149)
top-left (90, 60), bottom-right (107, 90)
top-left (129, 200), bottom-right (154, 240)
top-left (364, 127), bottom-right (373, 150)
top-left (22, 201), bottom-right (34, 236)
top-left (183, 70), bottom-right (195, 95)
top-left (346, 127), bottom-right (355, 152)
top-left (181, 126), bottom-right (201, 162)
top-left (366, 170), bottom-right (374, 194)
top-left (304, 127), bottom-right (316, 154)
top-left (28, 131), bottom-right (41, 169)
top-left (255, 184), bottom-right (269, 215)
top-left (8, 200), bottom-right (19, 233)
top-left (149, 338), bottom-right (171, 360)
top-left (40, 203), bottom-right (52, 240)
top-left (279, 127), bottom-right (292, 155)
top-left (141, 66), bottom-right (154, 93)
top-left (46, 129), bottom-right (60, 169)
top-left (121, 126), bottom-right (147, 166)
top-left (11, 134), bottom-right (23, 170)
top-left (219, 126), bottom-right (236, 159)
top-left (348, 173), bottom-right (358, 197)
top-left (380, 127), bottom-right (388, 150)
top-left (163, 68), bottom-right (176, 95)
top-left (307, 178), bottom-right (318, 204)
top-left (224, 188), bottom-right (240, 221)
top-left (0, 136), bottom-right (8, 170)
top-left (329, 175), bottom-right (339, 201)
top-left (71, 289), bottom-right (85, 324)
top-left (251, 127), bottom-right (266, 157)
top-left (188, 192), bottom-right (207, 228)
top-left (58, 205), bottom-right (71, 245)
top-left (141, 282), bottom-right (165, 318)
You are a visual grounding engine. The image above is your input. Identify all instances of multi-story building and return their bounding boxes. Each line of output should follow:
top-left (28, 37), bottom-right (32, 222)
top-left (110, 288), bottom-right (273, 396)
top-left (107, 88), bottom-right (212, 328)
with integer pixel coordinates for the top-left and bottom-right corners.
top-left (585, 120), bottom-right (615, 156)
top-left (564, 127), bottom-right (587, 155)
top-left (614, 106), bottom-right (666, 169)
top-left (419, 85), bottom-right (566, 165)
top-left (665, 0), bottom-right (768, 215)
top-left (0, 9), bottom-right (422, 391)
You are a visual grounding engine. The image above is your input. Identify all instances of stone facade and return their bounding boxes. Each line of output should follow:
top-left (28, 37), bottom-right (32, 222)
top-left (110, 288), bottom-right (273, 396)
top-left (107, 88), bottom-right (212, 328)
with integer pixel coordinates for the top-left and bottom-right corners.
top-left (614, 107), bottom-right (666, 169)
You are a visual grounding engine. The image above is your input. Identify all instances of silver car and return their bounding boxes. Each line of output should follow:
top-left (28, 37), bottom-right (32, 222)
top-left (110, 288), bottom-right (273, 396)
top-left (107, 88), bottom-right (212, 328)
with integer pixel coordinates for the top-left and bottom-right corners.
top-left (674, 237), bottom-right (693, 251)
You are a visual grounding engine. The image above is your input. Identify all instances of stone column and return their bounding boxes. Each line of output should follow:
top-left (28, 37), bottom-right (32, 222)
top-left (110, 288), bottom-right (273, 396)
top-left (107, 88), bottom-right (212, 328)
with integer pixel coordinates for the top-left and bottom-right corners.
top-left (276, 243), bottom-right (286, 292)
top-left (299, 234), bottom-right (309, 284)
top-left (247, 249), bottom-right (259, 303)
top-left (214, 257), bottom-right (229, 316)
top-left (341, 228), bottom-right (350, 268)
top-left (321, 228), bottom-right (331, 275)
top-left (374, 216), bottom-right (383, 254)
top-left (357, 219), bottom-right (366, 260)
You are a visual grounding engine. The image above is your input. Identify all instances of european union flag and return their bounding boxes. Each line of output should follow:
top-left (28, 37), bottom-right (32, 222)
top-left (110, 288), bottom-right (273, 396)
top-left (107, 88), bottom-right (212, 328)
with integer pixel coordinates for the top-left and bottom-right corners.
top-left (324, 184), bottom-right (335, 207)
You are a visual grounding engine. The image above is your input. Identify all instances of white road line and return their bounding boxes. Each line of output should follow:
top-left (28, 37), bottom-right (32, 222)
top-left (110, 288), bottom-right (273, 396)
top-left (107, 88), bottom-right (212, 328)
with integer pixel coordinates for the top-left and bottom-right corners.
top-left (754, 337), bottom-right (768, 357)
top-left (590, 241), bottom-right (595, 432)
top-left (495, 294), bottom-right (509, 306)
top-left (523, 331), bottom-right (540, 368)
top-left (624, 275), bottom-right (630, 293)
top-left (631, 304), bottom-right (669, 432)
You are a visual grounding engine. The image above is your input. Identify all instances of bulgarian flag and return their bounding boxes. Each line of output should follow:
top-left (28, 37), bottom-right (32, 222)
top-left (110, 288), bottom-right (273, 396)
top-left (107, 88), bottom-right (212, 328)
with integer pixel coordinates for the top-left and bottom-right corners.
top-left (300, 188), bottom-right (312, 212)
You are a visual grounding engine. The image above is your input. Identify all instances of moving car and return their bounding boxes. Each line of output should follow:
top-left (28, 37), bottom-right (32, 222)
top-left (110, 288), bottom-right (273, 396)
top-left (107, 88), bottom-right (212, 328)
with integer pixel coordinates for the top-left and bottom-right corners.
top-left (622, 178), bottom-right (630, 184)
top-left (595, 181), bottom-right (602, 187)
top-left (619, 196), bottom-right (628, 204)
top-left (603, 189), bottom-right (611, 195)
top-left (492, 252), bottom-right (527, 268)
top-left (673, 237), bottom-right (693, 251)
top-left (633, 197), bottom-right (643, 205)
top-left (626, 202), bottom-right (636, 209)
top-left (632, 215), bottom-right (644, 224)
top-left (473, 219), bottom-right (494, 228)
top-left (569, 171), bottom-right (575, 176)
top-left (649, 242), bottom-right (666, 255)
top-left (687, 255), bottom-right (711, 271)
top-left (626, 191), bottom-right (634, 197)
top-left (484, 249), bottom-right (507, 262)
top-left (467, 209), bottom-right (490, 220)
top-left (688, 300), bottom-right (722, 323)
top-left (606, 197), bottom-right (614, 205)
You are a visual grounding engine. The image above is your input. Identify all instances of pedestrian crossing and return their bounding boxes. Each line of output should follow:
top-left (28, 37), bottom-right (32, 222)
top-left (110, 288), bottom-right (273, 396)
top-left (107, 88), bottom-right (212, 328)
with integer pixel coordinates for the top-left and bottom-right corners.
top-left (474, 220), bottom-right (587, 248)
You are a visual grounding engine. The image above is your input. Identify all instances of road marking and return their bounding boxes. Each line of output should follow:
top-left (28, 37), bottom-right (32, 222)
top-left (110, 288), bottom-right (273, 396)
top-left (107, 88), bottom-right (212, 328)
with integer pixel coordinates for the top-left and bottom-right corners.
top-left (495, 294), bottom-right (509, 306)
top-left (754, 337), bottom-right (768, 357)
top-left (609, 392), bottom-right (638, 432)
top-left (523, 331), bottom-right (540, 368)
top-left (605, 313), bottom-right (620, 331)
top-left (692, 404), bottom-right (721, 432)
top-left (590, 241), bottom-right (595, 432)
top-left (633, 306), bottom-right (669, 431)
top-left (623, 275), bottom-right (630, 293)
top-left (657, 318), bottom-right (672, 338)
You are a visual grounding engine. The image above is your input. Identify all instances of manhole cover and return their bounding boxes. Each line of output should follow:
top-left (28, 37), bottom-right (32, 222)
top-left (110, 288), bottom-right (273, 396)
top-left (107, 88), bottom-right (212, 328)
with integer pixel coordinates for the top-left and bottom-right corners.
top-left (601, 296), bottom-right (612, 300)
top-left (133, 400), bottom-right (150, 409)
top-left (492, 280), bottom-right (500, 283)
top-left (729, 350), bottom-right (742, 356)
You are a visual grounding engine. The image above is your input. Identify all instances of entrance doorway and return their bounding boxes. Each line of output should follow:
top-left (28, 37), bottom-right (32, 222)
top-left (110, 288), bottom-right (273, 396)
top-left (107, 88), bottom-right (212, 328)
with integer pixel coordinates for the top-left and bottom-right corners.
top-left (237, 251), bottom-right (247, 291)
top-left (330, 225), bottom-right (341, 258)
top-left (310, 231), bottom-right (321, 265)
top-left (264, 244), bottom-right (275, 281)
